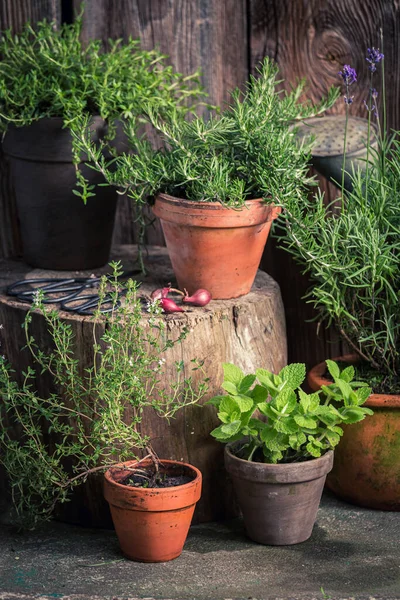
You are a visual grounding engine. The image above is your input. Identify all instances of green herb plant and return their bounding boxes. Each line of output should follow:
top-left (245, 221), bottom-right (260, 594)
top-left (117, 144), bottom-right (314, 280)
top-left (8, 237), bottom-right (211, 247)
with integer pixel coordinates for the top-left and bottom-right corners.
top-left (73, 57), bottom-right (339, 211)
top-left (277, 44), bottom-right (400, 386)
top-left (208, 360), bottom-right (372, 463)
top-left (0, 13), bottom-right (204, 203)
top-left (0, 262), bottom-right (208, 528)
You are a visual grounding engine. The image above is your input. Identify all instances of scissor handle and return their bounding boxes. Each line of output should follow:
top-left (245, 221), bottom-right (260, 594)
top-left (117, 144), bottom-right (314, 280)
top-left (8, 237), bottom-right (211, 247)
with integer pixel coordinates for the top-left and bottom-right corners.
top-left (60, 293), bottom-right (120, 315)
top-left (7, 278), bottom-right (76, 296)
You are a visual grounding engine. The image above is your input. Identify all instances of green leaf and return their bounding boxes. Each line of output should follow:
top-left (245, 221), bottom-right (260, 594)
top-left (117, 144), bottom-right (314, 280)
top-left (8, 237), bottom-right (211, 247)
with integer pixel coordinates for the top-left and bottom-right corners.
top-left (279, 363), bottom-right (306, 388)
top-left (250, 384), bottom-right (269, 403)
top-left (325, 359), bottom-right (340, 380)
top-left (256, 368), bottom-right (277, 391)
top-left (340, 365), bottom-right (355, 383)
top-left (220, 420), bottom-right (242, 436)
top-left (355, 386), bottom-right (372, 406)
top-left (206, 395), bottom-right (226, 407)
top-left (219, 395), bottom-right (239, 417)
top-left (211, 423), bottom-right (241, 441)
top-left (294, 414), bottom-right (318, 429)
top-left (274, 388), bottom-right (297, 413)
top-left (341, 407), bottom-right (368, 424)
top-left (232, 394), bottom-right (254, 413)
top-left (223, 363), bottom-right (244, 386)
top-left (324, 430), bottom-right (341, 447)
top-left (221, 381), bottom-right (238, 395)
top-left (238, 374), bottom-right (256, 393)
top-left (275, 417), bottom-right (298, 434)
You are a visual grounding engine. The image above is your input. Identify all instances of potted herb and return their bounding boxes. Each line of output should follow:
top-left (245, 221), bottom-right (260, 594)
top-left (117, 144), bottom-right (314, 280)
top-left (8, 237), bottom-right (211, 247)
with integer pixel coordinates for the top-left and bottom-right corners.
top-left (208, 361), bottom-right (372, 545)
top-left (0, 263), bottom-right (208, 562)
top-left (278, 47), bottom-right (400, 510)
top-left (0, 15), bottom-right (202, 270)
top-left (74, 58), bottom-right (338, 298)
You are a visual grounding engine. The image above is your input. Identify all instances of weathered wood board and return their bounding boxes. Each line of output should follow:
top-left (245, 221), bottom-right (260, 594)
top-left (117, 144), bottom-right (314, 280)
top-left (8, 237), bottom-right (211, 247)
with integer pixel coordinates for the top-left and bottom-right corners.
top-left (0, 245), bottom-right (287, 526)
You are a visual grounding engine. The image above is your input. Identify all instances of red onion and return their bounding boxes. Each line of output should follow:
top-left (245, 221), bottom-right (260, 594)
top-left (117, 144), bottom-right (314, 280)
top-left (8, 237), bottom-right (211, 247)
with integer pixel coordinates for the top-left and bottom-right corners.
top-left (150, 286), bottom-right (170, 301)
top-left (182, 288), bottom-right (212, 307)
top-left (160, 298), bottom-right (184, 313)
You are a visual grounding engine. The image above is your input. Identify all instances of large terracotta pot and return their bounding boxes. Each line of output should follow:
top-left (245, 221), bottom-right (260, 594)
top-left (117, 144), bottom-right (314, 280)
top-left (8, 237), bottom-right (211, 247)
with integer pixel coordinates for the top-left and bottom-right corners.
top-left (308, 354), bottom-right (400, 511)
top-left (3, 117), bottom-right (117, 270)
top-left (152, 194), bottom-right (280, 299)
top-left (224, 442), bottom-right (333, 545)
top-left (104, 459), bottom-right (202, 562)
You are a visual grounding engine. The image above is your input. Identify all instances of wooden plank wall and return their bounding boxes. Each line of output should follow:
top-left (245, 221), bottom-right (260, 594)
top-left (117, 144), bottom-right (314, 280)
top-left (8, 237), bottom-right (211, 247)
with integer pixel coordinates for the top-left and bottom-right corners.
top-left (0, 0), bottom-right (399, 367)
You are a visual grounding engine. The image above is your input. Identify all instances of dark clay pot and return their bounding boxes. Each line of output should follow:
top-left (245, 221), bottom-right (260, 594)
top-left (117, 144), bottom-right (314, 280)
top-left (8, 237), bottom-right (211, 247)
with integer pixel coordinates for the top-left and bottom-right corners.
top-left (225, 443), bottom-right (333, 545)
top-left (3, 117), bottom-right (117, 270)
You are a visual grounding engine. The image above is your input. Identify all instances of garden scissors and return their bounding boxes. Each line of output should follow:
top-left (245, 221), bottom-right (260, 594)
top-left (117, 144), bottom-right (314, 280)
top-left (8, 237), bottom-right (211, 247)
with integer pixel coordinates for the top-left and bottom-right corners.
top-left (7, 270), bottom-right (140, 314)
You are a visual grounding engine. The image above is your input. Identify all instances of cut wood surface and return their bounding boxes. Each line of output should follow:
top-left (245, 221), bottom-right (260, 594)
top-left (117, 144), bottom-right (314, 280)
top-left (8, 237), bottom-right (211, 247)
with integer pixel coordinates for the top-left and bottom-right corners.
top-left (1, 0), bottom-right (396, 394)
top-left (0, 245), bottom-right (287, 526)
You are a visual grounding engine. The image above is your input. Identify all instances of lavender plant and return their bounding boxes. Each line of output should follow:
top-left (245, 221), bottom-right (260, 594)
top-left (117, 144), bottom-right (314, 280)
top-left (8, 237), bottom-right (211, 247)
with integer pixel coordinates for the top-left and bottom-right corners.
top-left (0, 263), bottom-right (208, 528)
top-left (279, 44), bottom-right (400, 387)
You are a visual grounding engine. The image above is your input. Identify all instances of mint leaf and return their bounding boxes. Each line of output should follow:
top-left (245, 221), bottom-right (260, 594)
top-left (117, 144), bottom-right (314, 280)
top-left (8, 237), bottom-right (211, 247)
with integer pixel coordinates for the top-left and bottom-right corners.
top-left (238, 374), bottom-right (256, 393)
top-left (279, 363), bottom-right (306, 388)
top-left (221, 381), bottom-right (238, 395)
top-left (233, 394), bottom-right (254, 413)
top-left (326, 359), bottom-right (340, 380)
top-left (223, 363), bottom-right (244, 385)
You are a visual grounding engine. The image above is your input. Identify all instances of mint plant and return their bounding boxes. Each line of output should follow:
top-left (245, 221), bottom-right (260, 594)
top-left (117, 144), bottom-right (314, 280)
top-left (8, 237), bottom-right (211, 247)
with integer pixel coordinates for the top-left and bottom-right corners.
top-left (208, 360), bottom-right (372, 463)
top-left (0, 263), bottom-right (208, 528)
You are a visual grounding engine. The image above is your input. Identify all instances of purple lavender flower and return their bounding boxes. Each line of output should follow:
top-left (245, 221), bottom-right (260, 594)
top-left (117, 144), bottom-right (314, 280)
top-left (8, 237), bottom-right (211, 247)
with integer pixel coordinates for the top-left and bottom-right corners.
top-left (345, 95), bottom-right (354, 105)
top-left (366, 47), bottom-right (384, 73)
top-left (339, 65), bottom-right (357, 86)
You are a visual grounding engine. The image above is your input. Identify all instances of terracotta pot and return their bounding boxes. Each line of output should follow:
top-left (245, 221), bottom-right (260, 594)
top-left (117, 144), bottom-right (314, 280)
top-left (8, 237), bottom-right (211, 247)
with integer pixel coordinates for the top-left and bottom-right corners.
top-left (3, 117), bottom-right (117, 270)
top-left (152, 194), bottom-right (280, 299)
top-left (104, 459), bottom-right (202, 562)
top-left (308, 354), bottom-right (400, 511)
top-left (224, 443), bottom-right (333, 545)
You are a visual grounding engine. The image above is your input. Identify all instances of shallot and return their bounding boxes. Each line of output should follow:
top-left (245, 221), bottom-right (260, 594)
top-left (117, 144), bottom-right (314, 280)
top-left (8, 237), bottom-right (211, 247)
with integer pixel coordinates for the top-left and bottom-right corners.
top-left (150, 286), bottom-right (170, 301)
top-left (182, 288), bottom-right (212, 307)
top-left (160, 297), bottom-right (184, 313)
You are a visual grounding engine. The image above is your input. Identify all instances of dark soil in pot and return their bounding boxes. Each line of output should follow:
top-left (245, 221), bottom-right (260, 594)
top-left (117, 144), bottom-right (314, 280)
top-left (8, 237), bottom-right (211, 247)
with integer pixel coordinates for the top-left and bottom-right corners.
top-left (119, 464), bottom-right (195, 488)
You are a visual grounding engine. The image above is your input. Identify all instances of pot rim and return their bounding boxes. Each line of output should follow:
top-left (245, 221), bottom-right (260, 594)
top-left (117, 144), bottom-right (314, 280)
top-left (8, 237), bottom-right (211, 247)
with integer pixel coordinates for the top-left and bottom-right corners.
top-left (153, 193), bottom-right (281, 228)
top-left (104, 458), bottom-right (202, 494)
top-left (225, 442), bottom-right (334, 484)
top-left (307, 354), bottom-right (400, 408)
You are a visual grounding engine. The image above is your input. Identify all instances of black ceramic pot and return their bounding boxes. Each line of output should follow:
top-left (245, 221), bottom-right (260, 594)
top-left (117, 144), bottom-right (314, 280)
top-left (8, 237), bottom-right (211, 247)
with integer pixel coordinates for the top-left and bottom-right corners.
top-left (3, 117), bottom-right (118, 270)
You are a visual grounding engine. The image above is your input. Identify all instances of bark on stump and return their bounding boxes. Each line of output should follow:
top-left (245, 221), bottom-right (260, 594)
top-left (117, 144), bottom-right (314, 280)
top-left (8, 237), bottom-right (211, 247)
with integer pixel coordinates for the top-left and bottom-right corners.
top-left (0, 245), bottom-right (287, 526)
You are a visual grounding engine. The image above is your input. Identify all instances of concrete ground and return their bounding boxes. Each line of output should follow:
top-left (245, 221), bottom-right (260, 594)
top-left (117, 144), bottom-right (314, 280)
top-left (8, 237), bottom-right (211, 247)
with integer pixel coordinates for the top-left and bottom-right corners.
top-left (0, 492), bottom-right (399, 600)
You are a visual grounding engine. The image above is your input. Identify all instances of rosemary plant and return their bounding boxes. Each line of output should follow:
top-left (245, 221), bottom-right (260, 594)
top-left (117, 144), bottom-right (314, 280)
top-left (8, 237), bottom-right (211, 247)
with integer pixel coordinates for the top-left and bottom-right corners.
top-left (0, 13), bottom-right (203, 202)
top-left (73, 57), bottom-right (339, 208)
top-left (278, 46), bottom-right (400, 387)
top-left (0, 263), bottom-right (208, 528)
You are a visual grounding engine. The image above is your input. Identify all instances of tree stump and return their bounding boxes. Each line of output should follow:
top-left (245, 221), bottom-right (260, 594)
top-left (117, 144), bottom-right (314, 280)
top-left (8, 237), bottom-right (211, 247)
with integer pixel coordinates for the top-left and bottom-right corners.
top-left (0, 245), bottom-right (287, 526)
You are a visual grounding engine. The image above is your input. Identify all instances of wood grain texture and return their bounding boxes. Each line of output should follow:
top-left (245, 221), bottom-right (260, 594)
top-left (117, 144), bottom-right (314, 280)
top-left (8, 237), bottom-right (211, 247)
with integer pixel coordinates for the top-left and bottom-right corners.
top-left (251, 0), bottom-right (400, 368)
top-left (0, 245), bottom-right (287, 525)
top-left (78, 0), bottom-right (248, 247)
top-left (0, 0), bottom-right (61, 260)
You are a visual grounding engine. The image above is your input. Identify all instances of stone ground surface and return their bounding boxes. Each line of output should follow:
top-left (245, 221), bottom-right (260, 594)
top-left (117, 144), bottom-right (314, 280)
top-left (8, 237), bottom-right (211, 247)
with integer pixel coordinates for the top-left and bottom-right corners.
top-left (0, 492), bottom-right (399, 600)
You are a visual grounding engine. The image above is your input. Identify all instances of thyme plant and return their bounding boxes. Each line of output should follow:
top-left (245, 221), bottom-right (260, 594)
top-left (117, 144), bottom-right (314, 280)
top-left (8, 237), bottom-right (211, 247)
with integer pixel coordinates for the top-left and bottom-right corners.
top-left (209, 361), bottom-right (372, 463)
top-left (0, 13), bottom-right (203, 202)
top-left (0, 263), bottom-right (208, 528)
top-left (278, 46), bottom-right (400, 385)
top-left (73, 58), bottom-right (339, 208)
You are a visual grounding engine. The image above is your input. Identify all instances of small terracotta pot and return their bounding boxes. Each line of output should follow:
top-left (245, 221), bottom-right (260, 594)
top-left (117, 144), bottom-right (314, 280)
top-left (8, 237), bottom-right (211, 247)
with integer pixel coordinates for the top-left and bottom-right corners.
top-left (224, 443), bottom-right (333, 545)
top-left (152, 194), bottom-right (280, 299)
top-left (308, 355), bottom-right (400, 511)
top-left (104, 459), bottom-right (202, 562)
